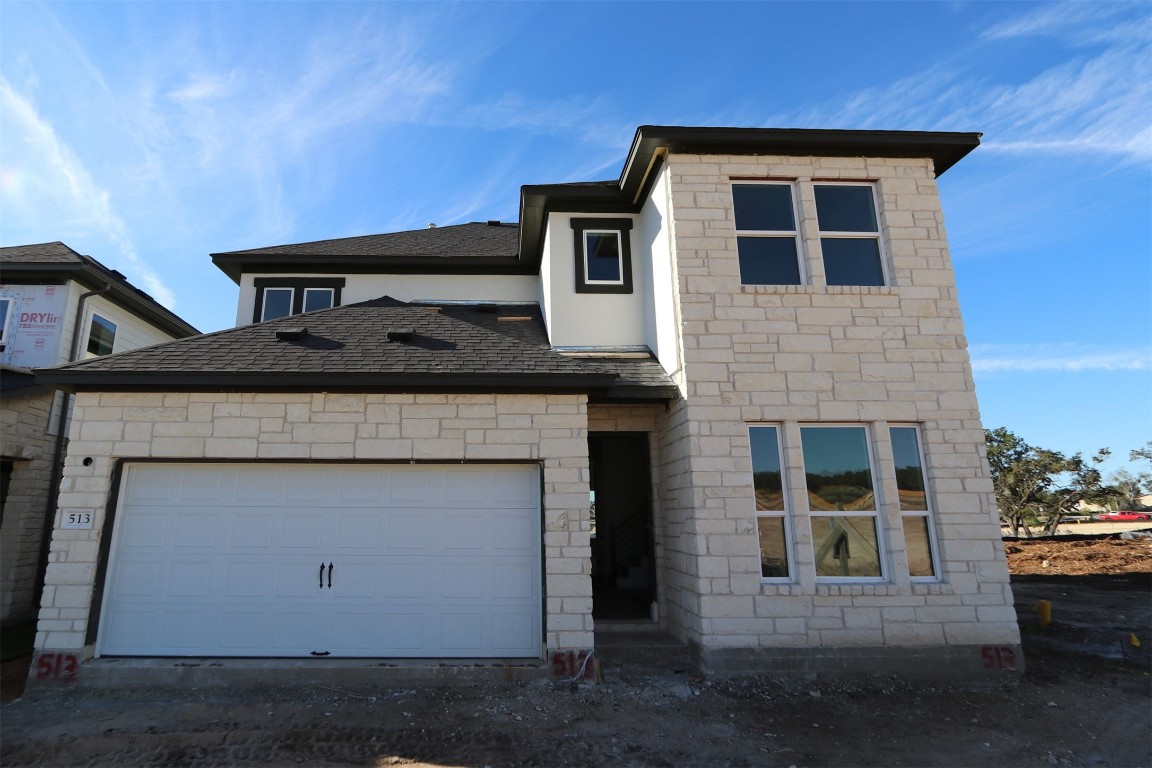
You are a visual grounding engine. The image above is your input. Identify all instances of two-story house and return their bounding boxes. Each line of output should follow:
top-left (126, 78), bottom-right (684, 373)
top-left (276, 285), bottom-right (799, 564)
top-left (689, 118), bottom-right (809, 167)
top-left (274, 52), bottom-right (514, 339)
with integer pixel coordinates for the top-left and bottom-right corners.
top-left (32, 127), bottom-right (1022, 680)
top-left (0, 243), bottom-right (198, 628)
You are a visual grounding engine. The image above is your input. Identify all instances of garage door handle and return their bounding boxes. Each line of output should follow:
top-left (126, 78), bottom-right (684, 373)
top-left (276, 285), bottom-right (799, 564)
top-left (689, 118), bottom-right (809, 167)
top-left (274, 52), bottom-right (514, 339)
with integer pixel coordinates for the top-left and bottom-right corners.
top-left (319, 562), bottom-right (333, 588)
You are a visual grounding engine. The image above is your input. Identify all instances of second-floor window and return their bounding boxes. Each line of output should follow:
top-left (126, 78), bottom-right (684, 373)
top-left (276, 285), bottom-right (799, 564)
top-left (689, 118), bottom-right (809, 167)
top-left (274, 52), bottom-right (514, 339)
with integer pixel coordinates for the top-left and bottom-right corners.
top-left (815, 183), bottom-right (886, 286)
top-left (253, 278), bottom-right (345, 323)
top-left (733, 183), bottom-right (802, 285)
top-left (86, 314), bottom-right (117, 358)
top-left (571, 218), bottom-right (634, 294)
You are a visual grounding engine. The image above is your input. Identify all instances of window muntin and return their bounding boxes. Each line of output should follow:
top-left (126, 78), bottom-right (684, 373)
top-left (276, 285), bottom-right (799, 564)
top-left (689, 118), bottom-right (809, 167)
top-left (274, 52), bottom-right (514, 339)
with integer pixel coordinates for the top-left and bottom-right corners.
top-left (733, 183), bottom-right (802, 286)
top-left (302, 287), bottom-right (335, 314)
top-left (815, 183), bottom-right (885, 286)
top-left (584, 231), bottom-right (623, 284)
top-left (749, 425), bottom-right (791, 579)
top-left (571, 218), bottom-right (634, 294)
top-left (261, 288), bottom-right (294, 321)
top-left (891, 425), bottom-right (937, 578)
top-left (800, 425), bottom-right (883, 580)
top-left (85, 314), bottom-right (117, 358)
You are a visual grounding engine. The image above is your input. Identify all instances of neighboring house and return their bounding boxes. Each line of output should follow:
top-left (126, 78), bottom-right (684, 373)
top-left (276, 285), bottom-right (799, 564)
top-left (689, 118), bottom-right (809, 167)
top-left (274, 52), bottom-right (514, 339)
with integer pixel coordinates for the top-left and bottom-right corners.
top-left (0, 242), bottom-right (198, 627)
top-left (33, 127), bottom-right (1022, 678)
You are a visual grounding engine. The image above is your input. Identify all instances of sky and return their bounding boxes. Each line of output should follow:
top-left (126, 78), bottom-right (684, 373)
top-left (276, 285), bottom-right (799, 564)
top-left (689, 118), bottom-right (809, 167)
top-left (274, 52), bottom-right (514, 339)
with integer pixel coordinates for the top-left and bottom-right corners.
top-left (1, 1), bottom-right (1149, 475)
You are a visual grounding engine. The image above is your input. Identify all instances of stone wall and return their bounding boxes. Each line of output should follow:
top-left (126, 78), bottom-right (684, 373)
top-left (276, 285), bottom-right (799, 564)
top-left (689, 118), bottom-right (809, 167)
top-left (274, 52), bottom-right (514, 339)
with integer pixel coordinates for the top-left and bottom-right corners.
top-left (36, 392), bottom-right (592, 656)
top-left (0, 392), bottom-right (58, 624)
top-left (658, 153), bottom-right (1020, 664)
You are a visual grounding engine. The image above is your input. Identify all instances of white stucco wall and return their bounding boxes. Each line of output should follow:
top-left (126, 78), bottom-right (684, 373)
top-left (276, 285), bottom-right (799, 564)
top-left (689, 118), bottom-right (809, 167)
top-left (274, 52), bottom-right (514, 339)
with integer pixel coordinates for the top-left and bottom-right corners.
top-left (538, 214), bottom-right (647, 349)
top-left (637, 164), bottom-right (682, 380)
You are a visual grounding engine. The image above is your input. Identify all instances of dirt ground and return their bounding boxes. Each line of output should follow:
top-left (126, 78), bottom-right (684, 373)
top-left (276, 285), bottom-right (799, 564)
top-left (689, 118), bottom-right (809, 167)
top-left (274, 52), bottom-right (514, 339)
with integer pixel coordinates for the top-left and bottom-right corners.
top-left (2, 535), bottom-right (1149, 768)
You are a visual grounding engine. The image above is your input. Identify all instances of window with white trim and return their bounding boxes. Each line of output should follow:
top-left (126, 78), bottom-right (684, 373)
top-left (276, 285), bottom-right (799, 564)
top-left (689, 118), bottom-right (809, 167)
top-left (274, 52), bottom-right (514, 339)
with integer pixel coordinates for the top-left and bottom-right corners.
top-left (814, 183), bottom-right (886, 286)
top-left (800, 425), bottom-right (884, 580)
top-left (253, 278), bottom-right (344, 322)
top-left (733, 183), bottom-right (803, 285)
top-left (890, 425), bottom-right (938, 578)
top-left (85, 314), bottom-right (117, 358)
top-left (749, 425), bottom-right (791, 579)
top-left (571, 218), bottom-right (634, 294)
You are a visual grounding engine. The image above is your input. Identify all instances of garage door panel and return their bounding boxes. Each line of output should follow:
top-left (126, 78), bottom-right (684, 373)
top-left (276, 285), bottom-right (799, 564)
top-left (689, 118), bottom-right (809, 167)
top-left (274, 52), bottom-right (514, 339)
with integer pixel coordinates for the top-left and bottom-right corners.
top-left (223, 562), bottom-right (268, 598)
top-left (100, 463), bottom-right (541, 658)
top-left (230, 514), bottom-right (275, 549)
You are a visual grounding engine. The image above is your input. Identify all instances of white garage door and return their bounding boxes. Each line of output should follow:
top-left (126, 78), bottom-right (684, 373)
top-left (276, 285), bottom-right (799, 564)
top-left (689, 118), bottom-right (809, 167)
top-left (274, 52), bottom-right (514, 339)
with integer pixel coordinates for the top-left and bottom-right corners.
top-left (98, 463), bottom-right (542, 658)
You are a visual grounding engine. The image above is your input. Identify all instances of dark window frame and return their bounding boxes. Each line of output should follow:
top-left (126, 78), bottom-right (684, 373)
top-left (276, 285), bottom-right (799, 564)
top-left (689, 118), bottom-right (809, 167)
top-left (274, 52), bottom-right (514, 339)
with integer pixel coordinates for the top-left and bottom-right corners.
top-left (253, 277), bottom-right (345, 323)
top-left (86, 314), bottom-right (117, 357)
top-left (571, 218), bottom-right (634, 294)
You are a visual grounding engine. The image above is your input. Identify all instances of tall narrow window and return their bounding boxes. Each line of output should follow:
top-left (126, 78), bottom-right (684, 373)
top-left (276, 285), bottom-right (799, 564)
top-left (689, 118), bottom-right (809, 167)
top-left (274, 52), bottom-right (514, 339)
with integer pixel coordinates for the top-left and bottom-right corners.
top-left (571, 218), bottom-right (634, 294)
top-left (891, 425), bottom-right (937, 578)
top-left (733, 183), bottom-right (802, 285)
top-left (815, 183), bottom-right (886, 286)
top-left (749, 426), bottom-right (791, 579)
top-left (85, 314), bottom-right (117, 358)
top-left (800, 425), bottom-right (883, 580)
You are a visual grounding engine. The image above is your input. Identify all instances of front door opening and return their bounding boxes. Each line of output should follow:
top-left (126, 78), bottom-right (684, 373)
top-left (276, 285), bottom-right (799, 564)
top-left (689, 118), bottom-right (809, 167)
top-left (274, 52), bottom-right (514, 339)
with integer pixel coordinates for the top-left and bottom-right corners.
top-left (589, 432), bottom-right (655, 620)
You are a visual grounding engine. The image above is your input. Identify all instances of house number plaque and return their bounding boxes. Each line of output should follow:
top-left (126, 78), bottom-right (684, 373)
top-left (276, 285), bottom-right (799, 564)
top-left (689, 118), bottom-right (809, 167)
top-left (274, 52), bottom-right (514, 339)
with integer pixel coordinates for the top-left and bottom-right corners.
top-left (61, 512), bottom-right (93, 529)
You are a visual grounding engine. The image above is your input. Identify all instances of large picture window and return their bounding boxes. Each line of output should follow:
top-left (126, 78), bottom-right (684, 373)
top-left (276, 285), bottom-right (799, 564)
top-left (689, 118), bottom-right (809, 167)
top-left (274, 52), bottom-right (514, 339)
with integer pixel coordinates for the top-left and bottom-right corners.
top-left (814, 183), bottom-right (886, 286)
top-left (733, 183), bottom-right (802, 286)
top-left (749, 426), bottom-right (791, 579)
top-left (253, 278), bottom-right (345, 323)
top-left (571, 218), bottom-right (633, 294)
top-left (890, 425), bottom-right (938, 578)
top-left (800, 425), bottom-right (883, 580)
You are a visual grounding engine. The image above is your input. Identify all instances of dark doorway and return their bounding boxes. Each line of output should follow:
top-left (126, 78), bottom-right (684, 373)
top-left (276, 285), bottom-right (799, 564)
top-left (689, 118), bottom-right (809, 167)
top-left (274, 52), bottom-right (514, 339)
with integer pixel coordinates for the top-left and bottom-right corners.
top-left (589, 432), bottom-right (655, 620)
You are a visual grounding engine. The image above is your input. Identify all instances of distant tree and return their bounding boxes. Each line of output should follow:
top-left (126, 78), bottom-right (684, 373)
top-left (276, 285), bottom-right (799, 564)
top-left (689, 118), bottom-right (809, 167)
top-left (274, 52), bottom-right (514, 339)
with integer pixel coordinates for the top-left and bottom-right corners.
top-left (984, 427), bottom-right (1112, 536)
top-left (1109, 442), bottom-right (1152, 510)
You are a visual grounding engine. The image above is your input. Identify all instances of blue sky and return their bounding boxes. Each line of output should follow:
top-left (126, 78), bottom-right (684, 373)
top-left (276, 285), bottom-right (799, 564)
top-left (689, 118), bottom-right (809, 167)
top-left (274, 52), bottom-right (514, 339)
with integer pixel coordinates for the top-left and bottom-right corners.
top-left (1, 1), bottom-right (1149, 474)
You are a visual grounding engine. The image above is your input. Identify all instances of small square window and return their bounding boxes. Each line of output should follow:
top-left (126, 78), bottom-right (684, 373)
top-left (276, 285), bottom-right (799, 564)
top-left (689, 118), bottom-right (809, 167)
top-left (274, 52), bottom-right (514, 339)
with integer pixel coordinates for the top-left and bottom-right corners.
top-left (302, 287), bottom-right (335, 313)
top-left (86, 314), bottom-right (117, 358)
top-left (572, 218), bottom-right (633, 294)
top-left (732, 183), bottom-right (802, 286)
top-left (261, 288), bottom-right (294, 321)
top-left (814, 184), bottom-right (886, 287)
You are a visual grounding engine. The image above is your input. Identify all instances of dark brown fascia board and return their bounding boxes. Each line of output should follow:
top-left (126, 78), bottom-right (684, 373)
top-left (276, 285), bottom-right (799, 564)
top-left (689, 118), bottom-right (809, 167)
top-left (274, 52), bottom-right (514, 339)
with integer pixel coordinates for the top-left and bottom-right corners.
top-left (619, 126), bottom-right (982, 203)
top-left (593, 385), bottom-right (680, 403)
top-left (1, 263), bottom-right (199, 338)
top-left (210, 253), bottom-right (531, 284)
top-left (36, 371), bottom-right (618, 394)
top-left (517, 184), bottom-right (634, 273)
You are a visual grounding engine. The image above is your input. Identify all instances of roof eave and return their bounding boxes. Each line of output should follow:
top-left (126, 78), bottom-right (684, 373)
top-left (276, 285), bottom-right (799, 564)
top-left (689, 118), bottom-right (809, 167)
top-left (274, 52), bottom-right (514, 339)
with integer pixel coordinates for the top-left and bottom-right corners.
top-left (36, 371), bottom-right (617, 394)
top-left (0, 263), bottom-right (199, 338)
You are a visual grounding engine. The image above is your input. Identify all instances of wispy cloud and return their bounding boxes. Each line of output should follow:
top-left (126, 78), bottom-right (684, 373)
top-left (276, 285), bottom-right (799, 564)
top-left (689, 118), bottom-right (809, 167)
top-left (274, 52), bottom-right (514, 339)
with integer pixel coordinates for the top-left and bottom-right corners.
top-left (0, 77), bottom-right (175, 307)
top-left (982, 1), bottom-right (1149, 45)
top-left (770, 6), bottom-right (1150, 165)
top-left (970, 343), bottom-right (1152, 373)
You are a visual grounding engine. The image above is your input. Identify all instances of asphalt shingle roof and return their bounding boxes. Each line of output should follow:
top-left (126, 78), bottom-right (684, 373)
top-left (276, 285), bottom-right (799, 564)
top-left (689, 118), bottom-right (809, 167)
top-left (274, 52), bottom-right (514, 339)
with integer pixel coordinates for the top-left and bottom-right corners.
top-left (35, 297), bottom-right (676, 401)
top-left (215, 222), bottom-right (519, 259)
top-left (0, 242), bottom-right (85, 264)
